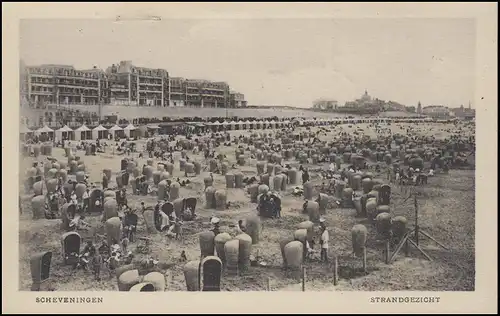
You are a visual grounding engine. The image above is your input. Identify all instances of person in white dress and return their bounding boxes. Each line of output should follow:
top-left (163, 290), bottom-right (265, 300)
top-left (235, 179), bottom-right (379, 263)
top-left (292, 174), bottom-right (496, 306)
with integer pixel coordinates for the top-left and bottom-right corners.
top-left (319, 218), bottom-right (329, 263)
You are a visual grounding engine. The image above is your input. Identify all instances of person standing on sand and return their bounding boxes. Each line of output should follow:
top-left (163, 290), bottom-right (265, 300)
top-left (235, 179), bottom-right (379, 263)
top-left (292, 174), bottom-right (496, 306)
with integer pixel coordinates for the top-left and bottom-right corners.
top-left (92, 250), bottom-right (103, 281)
top-left (319, 218), bottom-right (329, 263)
top-left (83, 188), bottom-right (90, 213)
top-left (102, 172), bottom-right (108, 190)
top-left (302, 168), bottom-right (310, 184)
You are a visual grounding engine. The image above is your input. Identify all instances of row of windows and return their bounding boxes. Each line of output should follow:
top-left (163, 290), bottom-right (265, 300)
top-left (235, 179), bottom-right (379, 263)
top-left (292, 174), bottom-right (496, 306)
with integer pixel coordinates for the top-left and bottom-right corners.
top-left (28, 68), bottom-right (101, 79)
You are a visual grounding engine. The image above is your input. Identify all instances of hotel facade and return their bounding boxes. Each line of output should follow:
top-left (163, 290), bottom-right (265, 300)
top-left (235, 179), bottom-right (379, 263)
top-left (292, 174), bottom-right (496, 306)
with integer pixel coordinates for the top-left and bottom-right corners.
top-left (21, 60), bottom-right (244, 109)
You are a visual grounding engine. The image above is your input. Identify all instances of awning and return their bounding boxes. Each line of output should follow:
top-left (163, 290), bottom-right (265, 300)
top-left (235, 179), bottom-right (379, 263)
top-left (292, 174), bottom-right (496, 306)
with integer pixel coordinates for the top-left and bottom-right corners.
top-left (57, 125), bottom-right (73, 132)
top-left (36, 125), bottom-right (53, 133)
top-left (124, 124), bottom-right (136, 130)
top-left (93, 125), bottom-right (107, 131)
top-left (109, 124), bottom-right (123, 131)
top-left (147, 125), bottom-right (160, 129)
top-left (75, 124), bottom-right (91, 132)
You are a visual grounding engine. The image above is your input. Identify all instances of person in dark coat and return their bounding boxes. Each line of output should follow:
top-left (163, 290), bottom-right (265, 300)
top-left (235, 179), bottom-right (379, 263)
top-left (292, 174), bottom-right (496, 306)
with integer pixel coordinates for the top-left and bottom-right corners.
top-left (102, 173), bottom-right (108, 190)
top-left (302, 168), bottom-right (310, 184)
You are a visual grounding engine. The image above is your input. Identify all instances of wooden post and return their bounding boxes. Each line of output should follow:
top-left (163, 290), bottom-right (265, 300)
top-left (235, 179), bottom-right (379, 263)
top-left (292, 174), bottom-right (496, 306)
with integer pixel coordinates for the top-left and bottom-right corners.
top-left (198, 255), bottom-right (203, 291)
top-left (385, 240), bottom-right (390, 264)
top-left (404, 239), bottom-right (409, 256)
top-left (362, 247), bottom-right (367, 274)
top-left (414, 195), bottom-right (419, 246)
top-left (333, 256), bottom-right (338, 286)
top-left (301, 266), bottom-right (306, 292)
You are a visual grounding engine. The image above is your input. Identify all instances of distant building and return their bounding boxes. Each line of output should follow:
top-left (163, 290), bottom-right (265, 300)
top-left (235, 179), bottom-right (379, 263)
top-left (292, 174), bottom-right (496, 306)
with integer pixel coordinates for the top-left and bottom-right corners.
top-left (340, 90), bottom-right (386, 114)
top-left (230, 92), bottom-right (247, 108)
top-left (422, 105), bottom-right (453, 119)
top-left (450, 102), bottom-right (476, 120)
top-left (384, 100), bottom-right (406, 111)
top-left (312, 99), bottom-right (338, 110)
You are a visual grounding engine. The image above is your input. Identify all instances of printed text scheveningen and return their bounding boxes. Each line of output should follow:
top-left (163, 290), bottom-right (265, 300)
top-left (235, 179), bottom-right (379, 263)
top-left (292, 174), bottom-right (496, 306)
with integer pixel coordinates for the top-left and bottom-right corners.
top-left (36, 297), bottom-right (103, 304)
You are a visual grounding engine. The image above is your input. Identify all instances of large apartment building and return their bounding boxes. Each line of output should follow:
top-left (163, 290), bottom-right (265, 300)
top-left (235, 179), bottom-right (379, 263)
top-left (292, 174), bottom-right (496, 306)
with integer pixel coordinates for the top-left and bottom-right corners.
top-left (230, 92), bottom-right (247, 108)
top-left (23, 64), bottom-right (108, 107)
top-left (21, 60), bottom-right (240, 108)
top-left (106, 61), bottom-right (168, 106)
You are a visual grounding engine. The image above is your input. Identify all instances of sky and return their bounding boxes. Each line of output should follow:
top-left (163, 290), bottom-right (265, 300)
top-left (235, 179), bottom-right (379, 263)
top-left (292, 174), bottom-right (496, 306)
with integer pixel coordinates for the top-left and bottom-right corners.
top-left (20, 18), bottom-right (476, 108)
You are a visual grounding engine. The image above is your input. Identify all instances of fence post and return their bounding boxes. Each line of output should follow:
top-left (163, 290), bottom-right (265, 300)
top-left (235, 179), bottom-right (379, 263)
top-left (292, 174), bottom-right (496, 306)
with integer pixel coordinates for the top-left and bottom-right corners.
top-left (385, 240), bottom-right (390, 264)
top-left (333, 256), bottom-right (338, 286)
top-left (301, 266), bottom-right (306, 292)
top-left (362, 248), bottom-right (367, 274)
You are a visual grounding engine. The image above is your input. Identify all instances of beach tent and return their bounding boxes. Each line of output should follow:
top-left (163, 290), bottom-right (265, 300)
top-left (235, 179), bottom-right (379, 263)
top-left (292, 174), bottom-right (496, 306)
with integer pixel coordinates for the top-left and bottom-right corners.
top-left (221, 121), bottom-right (230, 130)
top-left (211, 121), bottom-right (222, 131)
top-left (137, 126), bottom-right (149, 138)
top-left (229, 121), bottom-right (237, 130)
top-left (124, 123), bottom-right (137, 138)
top-left (35, 125), bottom-right (54, 141)
top-left (234, 120), bottom-right (244, 130)
top-left (55, 125), bottom-right (74, 142)
top-left (254, 120), bottom-right (263, 129)
top-left (147, 124), bottom-right (160, 136)
top-left (75, 124), bottom-right (92, 141)
top-left (109, 124), bottom-right (124, 139)
top-left (269, 120), bottom-right (276, 128)
top-left (92, 124), bottom-right (108, 140)
top-left (244, 120), bottom-right (252, 130)
top-left (35, 125), bottom-right (53, 135)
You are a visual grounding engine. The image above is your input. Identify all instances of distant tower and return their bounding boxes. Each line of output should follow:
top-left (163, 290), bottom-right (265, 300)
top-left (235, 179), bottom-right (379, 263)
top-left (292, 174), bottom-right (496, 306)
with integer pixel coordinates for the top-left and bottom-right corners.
top-left (417, 101), bottom-right (422, 114)
top-left (468, 101), bottom-right (471, 109)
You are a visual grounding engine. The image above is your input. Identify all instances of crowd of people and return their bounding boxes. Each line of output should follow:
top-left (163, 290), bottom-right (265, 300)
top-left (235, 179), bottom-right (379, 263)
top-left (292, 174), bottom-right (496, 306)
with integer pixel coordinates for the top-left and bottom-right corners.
top-left (21, 115), bottom-right (475, 289)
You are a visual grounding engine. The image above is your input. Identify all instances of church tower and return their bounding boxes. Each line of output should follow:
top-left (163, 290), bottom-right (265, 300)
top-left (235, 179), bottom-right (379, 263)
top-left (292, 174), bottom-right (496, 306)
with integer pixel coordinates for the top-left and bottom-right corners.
top-left (417, 101), bottom-right (422, 114)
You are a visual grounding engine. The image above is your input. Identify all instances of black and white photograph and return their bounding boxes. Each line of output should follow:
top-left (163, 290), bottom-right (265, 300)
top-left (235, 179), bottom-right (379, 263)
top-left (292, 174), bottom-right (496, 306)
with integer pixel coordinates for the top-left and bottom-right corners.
top-left (3, 2), bottom-right (497, 314)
